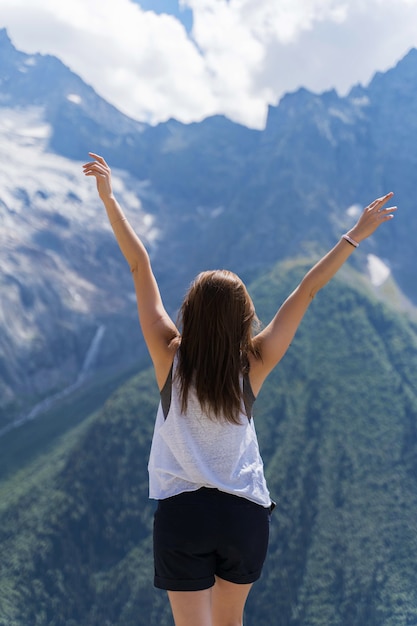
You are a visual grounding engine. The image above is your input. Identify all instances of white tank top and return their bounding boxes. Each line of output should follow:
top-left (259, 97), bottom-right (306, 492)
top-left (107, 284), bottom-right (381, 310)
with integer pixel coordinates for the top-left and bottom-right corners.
top-left (148, 359), bottom-right (272, 508)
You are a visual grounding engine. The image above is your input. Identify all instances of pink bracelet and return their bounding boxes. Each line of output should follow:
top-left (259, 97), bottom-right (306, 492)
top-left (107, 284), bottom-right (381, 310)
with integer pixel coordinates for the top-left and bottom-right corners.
top-left (342, 234), bottom-right (359, 248)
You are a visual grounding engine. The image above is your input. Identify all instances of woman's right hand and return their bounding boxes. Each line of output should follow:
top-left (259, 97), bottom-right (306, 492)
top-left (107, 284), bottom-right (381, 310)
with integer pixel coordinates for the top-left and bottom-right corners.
top-left (82, 153), bottom-right (114, 202)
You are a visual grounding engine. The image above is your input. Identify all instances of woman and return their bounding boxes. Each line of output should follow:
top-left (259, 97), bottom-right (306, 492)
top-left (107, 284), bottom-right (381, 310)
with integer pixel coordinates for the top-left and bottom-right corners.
top-left (83, 153), bottom-right (397, 626)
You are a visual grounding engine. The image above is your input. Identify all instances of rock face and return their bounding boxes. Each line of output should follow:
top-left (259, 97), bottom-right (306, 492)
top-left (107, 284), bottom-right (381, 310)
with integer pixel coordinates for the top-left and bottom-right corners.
top-left (0, 28), bottom-right (416, 425)
top-left (0, 104), bottom-right (156, 424)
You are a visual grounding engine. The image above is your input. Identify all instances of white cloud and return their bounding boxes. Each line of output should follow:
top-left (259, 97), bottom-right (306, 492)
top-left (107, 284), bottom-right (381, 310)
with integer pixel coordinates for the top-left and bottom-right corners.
top-left (367, 254), bottom-right (391, 287)
top-left (0, 0), bottom-right (217, 123)
top-left (1, 0), bottom-right (417, 128)
top-left (346, 204), bottom-right (362, 219)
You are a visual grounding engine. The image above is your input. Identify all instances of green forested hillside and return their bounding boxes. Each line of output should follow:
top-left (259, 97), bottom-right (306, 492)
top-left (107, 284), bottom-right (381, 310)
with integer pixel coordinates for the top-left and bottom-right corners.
top-left (248, 264), bottom-right (417, 625)
top-left (1, 263), bottom-right (417, 626)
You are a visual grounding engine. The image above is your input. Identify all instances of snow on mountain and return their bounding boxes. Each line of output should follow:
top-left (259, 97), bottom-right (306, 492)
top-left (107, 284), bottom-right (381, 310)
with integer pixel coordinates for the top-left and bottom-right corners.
top-left (0, 106), bottom-right (156, 247)
top-left (0, 106), bottom-right (158, 425)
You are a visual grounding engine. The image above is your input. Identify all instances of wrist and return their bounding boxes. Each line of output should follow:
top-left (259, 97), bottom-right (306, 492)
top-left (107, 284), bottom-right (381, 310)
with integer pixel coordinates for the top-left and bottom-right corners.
top-left (100, 192), bottom-right (116, 205)
top-left (346, 228), bottom-right (363, 244)
top-left (342, 233), bottom-right (359, 248)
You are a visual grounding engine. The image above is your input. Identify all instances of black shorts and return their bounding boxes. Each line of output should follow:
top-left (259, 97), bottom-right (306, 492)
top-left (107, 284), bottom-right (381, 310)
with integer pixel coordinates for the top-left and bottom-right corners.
top-left (153, 487), bottom-right (272, 591)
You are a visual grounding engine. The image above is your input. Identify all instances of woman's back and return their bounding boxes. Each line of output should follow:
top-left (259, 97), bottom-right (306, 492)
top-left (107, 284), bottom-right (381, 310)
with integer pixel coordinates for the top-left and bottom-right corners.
top-left (148, 355), bottom-right (271, 507)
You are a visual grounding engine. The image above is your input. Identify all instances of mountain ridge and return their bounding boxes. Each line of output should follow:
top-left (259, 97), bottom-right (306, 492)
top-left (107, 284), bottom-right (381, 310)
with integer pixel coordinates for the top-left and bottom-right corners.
top-left (0, 28), bottom-right (416, 428)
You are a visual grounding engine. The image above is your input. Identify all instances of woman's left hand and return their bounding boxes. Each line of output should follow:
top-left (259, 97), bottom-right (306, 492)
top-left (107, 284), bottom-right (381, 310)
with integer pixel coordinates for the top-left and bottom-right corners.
top-left (348, 192), bottom-right (397, 243)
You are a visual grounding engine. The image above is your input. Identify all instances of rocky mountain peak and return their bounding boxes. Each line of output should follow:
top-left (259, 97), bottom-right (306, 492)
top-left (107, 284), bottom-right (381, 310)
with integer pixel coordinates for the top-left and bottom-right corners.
top-left (1, 30), bottom-right (417, 428)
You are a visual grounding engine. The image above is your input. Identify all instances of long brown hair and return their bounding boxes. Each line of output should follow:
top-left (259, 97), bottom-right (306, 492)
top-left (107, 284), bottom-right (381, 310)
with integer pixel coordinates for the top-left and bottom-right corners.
top-left (176, 270), bottom-right (260, 424)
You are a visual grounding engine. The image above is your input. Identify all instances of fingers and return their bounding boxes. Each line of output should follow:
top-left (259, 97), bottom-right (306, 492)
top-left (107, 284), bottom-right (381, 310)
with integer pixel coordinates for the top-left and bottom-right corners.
top-left (83, 153), bottom-right (109, 170)
top-left (365, 193), bottom-right (398, 223)
top-left (83, 161), bottom-right (106, 173)
top-left (376, 192), bottom-right (394, 207)
top-left (82, 164), bottom-right (105, 178)
top-left (365, 193), bottom-right (397, 226)
top-left (82, 153), bottom-right (110, 180)
top-left (368, 192), bottom-right (394, 210)
top-left (88, 152), bottom-right (107, 164)
top-left (82, 154), bottom-right (113, 200)
top-left (379, 205), bottom-right (397, 220)
top-left (352, 191), bottom-right (397, 241)
top-left (375, 193), bottom-right (397, 219)
top-left (380, 192), bottom-right (394, 200)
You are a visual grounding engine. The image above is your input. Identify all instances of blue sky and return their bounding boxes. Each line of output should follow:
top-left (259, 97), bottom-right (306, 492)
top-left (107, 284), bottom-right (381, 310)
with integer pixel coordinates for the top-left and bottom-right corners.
top-left (132, 0), bottom-right (193, 32)
top-left (1, 0), bottom-right (417, 128)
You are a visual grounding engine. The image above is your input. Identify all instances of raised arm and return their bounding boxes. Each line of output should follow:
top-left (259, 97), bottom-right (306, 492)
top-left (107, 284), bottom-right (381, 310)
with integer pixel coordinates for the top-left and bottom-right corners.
top-left (83, 153), bottom-right (179, 388)
top-left (249, 192), bottom-right (397, 395)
